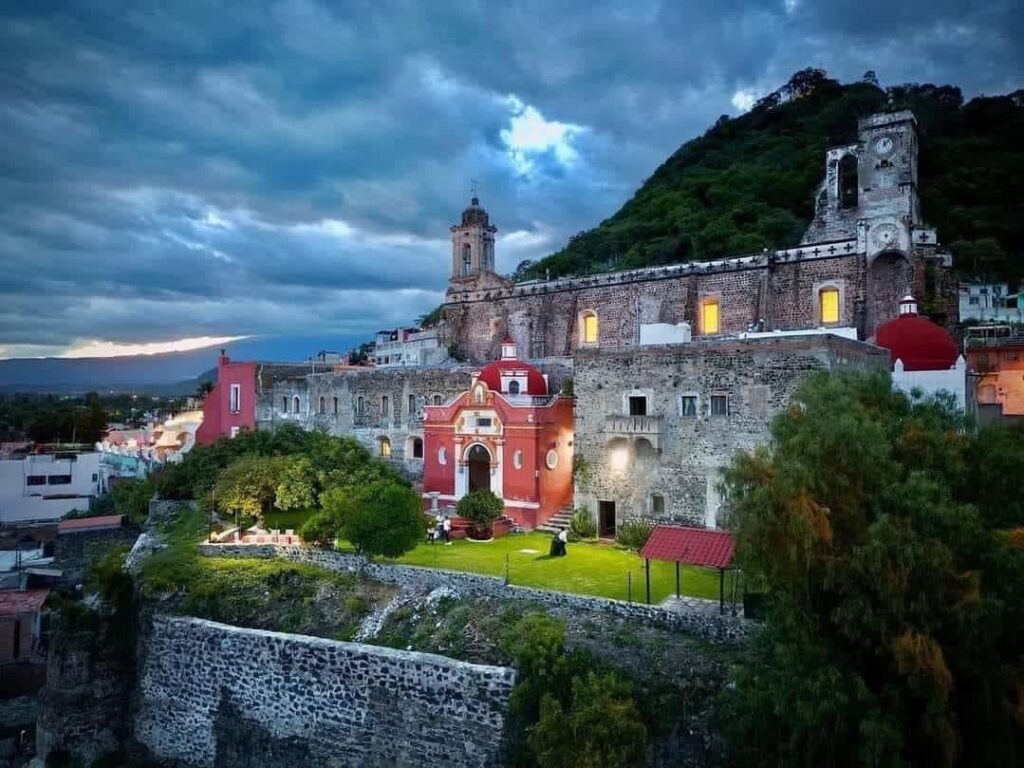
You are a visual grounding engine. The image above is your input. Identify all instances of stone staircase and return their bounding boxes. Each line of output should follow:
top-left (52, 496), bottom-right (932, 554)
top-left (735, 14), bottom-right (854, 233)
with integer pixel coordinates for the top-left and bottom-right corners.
top-left (536, 507), bottom-right (574, 535)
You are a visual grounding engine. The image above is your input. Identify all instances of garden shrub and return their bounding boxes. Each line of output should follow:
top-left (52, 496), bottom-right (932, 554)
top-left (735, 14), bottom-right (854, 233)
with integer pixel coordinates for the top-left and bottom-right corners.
top-left (615, 519), bottom-right (655, 551)
top-left (567, 508), bottom-right (597, 541)
top-left (345, 481), bottom-right (426, 558)
top-left (456, 490), bottom-right (505, 534)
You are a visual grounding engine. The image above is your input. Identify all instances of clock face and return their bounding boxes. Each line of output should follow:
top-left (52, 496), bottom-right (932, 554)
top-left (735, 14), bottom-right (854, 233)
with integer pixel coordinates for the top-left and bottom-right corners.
top-left (871, 223), bottom-right (899, 250)
top-left (874, 135), bottom-right (895, 156)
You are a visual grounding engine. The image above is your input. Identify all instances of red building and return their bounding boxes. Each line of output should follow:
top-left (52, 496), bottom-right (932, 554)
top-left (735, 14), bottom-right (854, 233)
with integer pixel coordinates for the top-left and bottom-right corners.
top-left (422, 339), bottom-right (574, 530)
top-left (195, 350), bottom-right (257, 445)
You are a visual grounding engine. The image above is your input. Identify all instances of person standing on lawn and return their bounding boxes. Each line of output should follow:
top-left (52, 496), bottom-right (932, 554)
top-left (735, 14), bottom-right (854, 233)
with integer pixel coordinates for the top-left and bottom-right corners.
top-left (442, 515), bottom-right (452, 544)
top-left (558, 528), bottom-right (568, 556)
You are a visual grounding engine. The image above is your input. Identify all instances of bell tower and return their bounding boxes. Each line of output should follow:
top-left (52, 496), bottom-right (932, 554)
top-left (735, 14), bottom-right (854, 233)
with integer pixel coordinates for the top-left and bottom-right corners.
top-left (450, 196), bottom-right (497, 282)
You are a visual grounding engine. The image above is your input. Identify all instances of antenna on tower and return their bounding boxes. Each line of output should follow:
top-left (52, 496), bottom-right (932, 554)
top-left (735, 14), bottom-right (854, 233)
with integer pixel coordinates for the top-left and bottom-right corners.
top-left (470, 179), bottom-right (479, 200)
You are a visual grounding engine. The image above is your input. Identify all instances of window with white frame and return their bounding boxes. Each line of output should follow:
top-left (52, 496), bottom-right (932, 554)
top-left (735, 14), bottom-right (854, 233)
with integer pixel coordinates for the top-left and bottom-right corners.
top-left (679, 394), bottom-right (698, 417)
top-left (229, 384), bottom-right (241, 414)
top-left (292, 395), bottom-right (300, 413)
top-left (513, 450), bottom-right (523, 469)
top-left (282, 396), bottom-right (289, 413)
top-left (230, 426), bottom-right (240, 438)
top-left (710, 393), bottom-right (729, 417)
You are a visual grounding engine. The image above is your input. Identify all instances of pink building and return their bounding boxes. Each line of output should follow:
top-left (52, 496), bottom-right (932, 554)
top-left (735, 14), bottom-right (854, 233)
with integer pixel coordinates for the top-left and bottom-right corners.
top-left (195, 351), bottom-right (257, 445)
top-left (422, 339), bottom-right (574, 530)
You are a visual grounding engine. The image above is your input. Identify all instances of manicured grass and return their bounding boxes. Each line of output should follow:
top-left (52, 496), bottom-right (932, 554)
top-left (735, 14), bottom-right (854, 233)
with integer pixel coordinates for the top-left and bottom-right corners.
top-left (263, 508), bottom-right (314, 532)
top-left (381, 532), bottom-right (733, 604)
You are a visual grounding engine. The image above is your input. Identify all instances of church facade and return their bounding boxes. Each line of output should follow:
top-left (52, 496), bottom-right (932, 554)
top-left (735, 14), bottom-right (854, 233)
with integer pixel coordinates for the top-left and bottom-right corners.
top-left (247, 108), bottom-right (957, 531)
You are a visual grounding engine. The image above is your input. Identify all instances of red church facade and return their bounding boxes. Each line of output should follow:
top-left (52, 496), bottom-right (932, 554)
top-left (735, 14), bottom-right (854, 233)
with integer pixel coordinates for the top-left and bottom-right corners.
top-left (422, 340), bottom-right (574, 530)
top-left (195, 351), bottom-right (258, 445)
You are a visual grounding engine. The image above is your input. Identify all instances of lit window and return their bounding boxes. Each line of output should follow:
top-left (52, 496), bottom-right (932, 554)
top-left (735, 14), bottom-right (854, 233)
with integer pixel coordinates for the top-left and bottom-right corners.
top-left (701, 300), bottom-right (720, 335)
top-left (378, 437), bottom-right (392, 457)
top-left (230, 426), bottom-right (240, 438)
top-left (581, 312), bottom-right (599, 344)
top-left (710, 394), bottom-right (729, 417)
top-left (229, 384), bottom-right (241, 414)
top-left (819, 287), bottom-right (840, 324)
top-left (680, 395), bottom-right (698, 417)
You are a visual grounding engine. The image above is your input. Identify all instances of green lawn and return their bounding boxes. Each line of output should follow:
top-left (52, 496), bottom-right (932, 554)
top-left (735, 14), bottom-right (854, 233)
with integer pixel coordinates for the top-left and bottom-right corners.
top-left (379, 532), bottom-right (732, 604)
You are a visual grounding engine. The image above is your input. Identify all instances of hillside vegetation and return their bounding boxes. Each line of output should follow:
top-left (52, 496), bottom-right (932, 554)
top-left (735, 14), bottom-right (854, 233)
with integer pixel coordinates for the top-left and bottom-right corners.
top-left (519, 70), bottom-right (1024, 285)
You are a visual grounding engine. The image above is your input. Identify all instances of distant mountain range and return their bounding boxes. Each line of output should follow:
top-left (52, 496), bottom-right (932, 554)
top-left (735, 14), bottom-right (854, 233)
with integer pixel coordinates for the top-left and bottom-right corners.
top-left (0, 335), bottom-right (367, 394)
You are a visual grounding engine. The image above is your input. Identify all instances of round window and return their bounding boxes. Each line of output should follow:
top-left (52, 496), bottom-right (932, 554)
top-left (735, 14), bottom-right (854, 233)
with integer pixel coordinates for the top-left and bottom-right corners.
top-left (545, 449), bottom-right (559, 470)
top-left (514, 450), bottom-right (523, 469)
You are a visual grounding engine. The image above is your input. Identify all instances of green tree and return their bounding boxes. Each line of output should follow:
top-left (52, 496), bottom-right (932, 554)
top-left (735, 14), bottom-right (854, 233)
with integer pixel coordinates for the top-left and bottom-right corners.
top-left (299, 485), bottom-right (358, 547)
top-left (717, 372), bottom-right (1024, 767)
top-left (344, 482), bottom-right (425, 558)
top-left (456, 490), bottom-right (504, 536)
top-left (214, 455), bottom-right (278, 523)
top-left (275, 456), bottom-right (317, 511)
top-left (530, 671), bottom-right (648, 768)
top-left (110, 477), bottom-right (154, 524)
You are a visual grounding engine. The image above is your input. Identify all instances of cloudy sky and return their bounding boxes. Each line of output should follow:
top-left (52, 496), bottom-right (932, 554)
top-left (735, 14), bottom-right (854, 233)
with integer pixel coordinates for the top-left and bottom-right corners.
top-left (1, 0), bottom-right (1020, 358)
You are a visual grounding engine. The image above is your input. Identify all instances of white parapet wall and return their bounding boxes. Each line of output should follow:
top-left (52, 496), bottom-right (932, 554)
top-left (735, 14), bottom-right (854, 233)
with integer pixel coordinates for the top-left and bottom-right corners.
top-left (891, 356), bottom-right (967, 411)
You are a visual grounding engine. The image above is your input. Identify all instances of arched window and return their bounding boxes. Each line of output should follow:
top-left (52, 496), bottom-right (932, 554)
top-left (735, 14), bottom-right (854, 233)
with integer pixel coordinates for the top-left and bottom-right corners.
top-left (411, 437), bottom-right (423, 459)
top-left (819, 286), bottom-right (840, 324)
top-left (462, 243), bottom-right (472, 276)
top-left (432, 394), bottom-right (443, 406)
top-left (513, 449), bottom-right (523, 469)
top-left (408, 394), bottom-right (416, 416)
top-left (282, 396), bottom-right (289, 413)
top-left (319, 396), bottom-right (325, 414)
top-left (378, 437), bottom-right (392, 457)
top-left (292, 395), bottom-right (301, 413)
top-left (438, 446), bottom-right (447, 465)
top-left (580, 311), bottom-right (598, 344)
top-left (507, 380), bottom-right (520, 395)
top-left (838, 154), bottom-right (858, 209)
top-left (381, 395), bottom-right (389, 417)
top-left (700, 298), bottom-right (720, 335)
top-left (356, 396), bottom-right (364, 415)
top-left (333, 396), bottom-right (339, 415)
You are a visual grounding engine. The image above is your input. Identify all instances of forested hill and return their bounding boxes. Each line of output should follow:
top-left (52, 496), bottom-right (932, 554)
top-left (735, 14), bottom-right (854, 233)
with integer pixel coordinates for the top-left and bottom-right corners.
top-left (519, 70), bottom-right (1024, 284)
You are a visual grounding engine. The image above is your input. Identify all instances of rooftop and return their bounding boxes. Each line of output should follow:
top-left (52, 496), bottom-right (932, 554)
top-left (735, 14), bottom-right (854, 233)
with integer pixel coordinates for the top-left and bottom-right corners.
top-left (57, 514), bottom-right (125, 534)
top-left (0, 588), bottom-right (49, 616)
top-left (640, 525), bottom-right (736, 569)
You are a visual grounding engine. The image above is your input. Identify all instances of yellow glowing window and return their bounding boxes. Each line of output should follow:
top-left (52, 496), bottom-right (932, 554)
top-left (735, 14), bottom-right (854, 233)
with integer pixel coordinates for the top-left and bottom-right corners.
top-left (819, 288), bottom-right (839, 324)
top-left (582, 313), bottom-right (598, 344)
top-left (701, 300), bottom-right (720, 335)
top-left (378, 438), bottom-right (391, 457)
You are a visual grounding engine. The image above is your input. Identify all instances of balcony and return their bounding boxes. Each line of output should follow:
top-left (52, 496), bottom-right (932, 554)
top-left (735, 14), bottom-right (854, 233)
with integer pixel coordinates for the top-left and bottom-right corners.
top-left (604, 414), bottom-right (663, 451)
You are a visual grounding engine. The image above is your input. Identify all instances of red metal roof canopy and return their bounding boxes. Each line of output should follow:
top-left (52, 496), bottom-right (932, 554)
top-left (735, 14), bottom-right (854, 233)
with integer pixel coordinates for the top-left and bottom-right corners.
top-left (0, 588), bottom-right (49, 617)
top-left (640, 525), bottom-right (736, 569)
top-left (57, 514), bottom-right (124, 534)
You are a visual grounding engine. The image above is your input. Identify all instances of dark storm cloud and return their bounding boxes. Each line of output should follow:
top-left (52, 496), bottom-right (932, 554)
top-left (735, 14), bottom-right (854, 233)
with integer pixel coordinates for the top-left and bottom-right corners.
top-left (0, 0), bottom-right (1019, 356)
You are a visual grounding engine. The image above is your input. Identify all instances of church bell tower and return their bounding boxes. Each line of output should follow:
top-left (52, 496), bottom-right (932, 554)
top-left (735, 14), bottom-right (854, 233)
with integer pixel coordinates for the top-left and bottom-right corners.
top-left (450, 196), bottom-right (497, 282)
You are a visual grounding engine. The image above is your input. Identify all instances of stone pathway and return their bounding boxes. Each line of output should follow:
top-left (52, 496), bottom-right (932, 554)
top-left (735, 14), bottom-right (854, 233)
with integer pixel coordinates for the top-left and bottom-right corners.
top-left (353, 587), bottom-right (424, 642)
top-left (659, 595), bottom-right (743, 619)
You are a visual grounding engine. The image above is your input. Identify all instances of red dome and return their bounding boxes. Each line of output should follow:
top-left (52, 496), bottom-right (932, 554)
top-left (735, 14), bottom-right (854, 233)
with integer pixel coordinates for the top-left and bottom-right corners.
top-left (875, 313), bottom-right (958, 372)
top-left (477, 359), bottom-right (548, 396)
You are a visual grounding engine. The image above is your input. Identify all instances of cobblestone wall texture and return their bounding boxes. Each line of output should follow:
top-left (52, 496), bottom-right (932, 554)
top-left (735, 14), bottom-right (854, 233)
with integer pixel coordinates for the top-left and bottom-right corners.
top-left (572, 334), bottom-right (890, 528)
top-left (197, 545), bottom-right (747, 644)
top-left (134, 615), bottom-right (516, 768)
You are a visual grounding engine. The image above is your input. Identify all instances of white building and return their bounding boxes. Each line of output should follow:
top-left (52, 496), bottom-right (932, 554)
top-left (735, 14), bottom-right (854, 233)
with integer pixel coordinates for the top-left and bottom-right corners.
top-left (959, 282), bottom-right (1022, 324)
top-left (0, 452), bottom-right (101, 524)
top-left (372, 327), bottom-right (444, 367)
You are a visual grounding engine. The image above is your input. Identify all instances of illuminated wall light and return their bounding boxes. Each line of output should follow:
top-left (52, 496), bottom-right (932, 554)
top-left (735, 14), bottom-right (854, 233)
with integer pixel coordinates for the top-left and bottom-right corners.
top-left (609, 445), bottom-right (630, 472)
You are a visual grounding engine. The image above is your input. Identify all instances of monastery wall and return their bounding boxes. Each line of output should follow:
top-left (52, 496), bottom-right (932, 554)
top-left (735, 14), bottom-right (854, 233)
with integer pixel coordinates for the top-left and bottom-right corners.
top-left (573, 334), bottom-right (890, 529)
top-left (134, 615), bottom-right (515, 768)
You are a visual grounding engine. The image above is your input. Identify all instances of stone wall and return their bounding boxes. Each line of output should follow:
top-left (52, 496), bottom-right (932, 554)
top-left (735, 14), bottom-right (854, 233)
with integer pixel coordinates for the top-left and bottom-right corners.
top-left (197, 545), bottom-right (747, 644)
top-left (573, 333), bottom-right (890, 528)
top-left (134, 615), bottom-right (516, 768)
top-left (54, 524), bottom-right (137, 590)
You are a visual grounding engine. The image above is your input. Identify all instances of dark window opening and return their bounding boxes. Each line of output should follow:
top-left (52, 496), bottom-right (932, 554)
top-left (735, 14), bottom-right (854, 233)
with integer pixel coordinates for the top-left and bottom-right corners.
top-left (710, 394), bottom-right (729, 417)
top-left (412, 437), bottom-right (423, 459)
top-left (651, 494), bottom-right (665, 516)
top-left (598, 501), bottom-right (616, 538)
top-left (838, 154), bottom-right (858, 209)
top-left (477, 417), bottom-right (493, 428)
top-left (507, 380), bottom-right (520, 395)
top-left (26, 475), bottom-right (46, 486)
top-left (680, 396), bottom-right (697, 417)
top-left (628, 396), bottom-right (647, 416)
top-left (282, 396), bottom-right (289, 413)
top-left (48, 475), bottom-right (72, 485)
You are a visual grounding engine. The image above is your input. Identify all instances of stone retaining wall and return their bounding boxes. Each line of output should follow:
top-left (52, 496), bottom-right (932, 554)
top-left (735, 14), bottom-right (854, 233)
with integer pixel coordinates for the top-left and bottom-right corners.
top-left (134, 615), bottom-right (516, 768)
top-left (198, 544), bottom-right (747, 644)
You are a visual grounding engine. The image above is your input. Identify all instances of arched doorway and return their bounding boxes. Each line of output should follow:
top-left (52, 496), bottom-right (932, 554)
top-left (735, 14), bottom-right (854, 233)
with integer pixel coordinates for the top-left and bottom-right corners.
top-left (467, 444), bottom-right (491, 493)
top-left (868, 250), bottom-right (913, 337)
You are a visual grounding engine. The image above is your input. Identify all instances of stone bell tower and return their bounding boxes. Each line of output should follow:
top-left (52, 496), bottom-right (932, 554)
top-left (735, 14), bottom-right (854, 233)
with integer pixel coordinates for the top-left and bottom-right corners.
top-left (450, 196), bottom-right (497, 283)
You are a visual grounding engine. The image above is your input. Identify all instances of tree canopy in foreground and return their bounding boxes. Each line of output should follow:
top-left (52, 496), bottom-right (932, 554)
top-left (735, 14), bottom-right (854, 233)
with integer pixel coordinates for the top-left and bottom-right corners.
top-left (718, 372), bottom-right (1024, 768)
